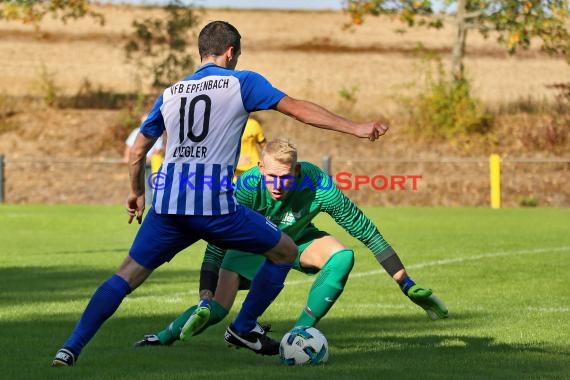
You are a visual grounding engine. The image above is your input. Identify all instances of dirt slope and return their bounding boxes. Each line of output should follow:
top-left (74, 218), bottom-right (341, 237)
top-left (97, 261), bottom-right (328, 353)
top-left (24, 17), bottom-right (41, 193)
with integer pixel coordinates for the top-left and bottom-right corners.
top-left (0, 6), bottom-right (568, 206)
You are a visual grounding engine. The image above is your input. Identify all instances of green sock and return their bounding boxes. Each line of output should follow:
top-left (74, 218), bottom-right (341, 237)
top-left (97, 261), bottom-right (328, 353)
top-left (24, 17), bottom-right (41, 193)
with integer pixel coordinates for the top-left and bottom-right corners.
top-left (295, 249), bottom-right (354, 327)
top-left (156, 300), bottom-right (229, 345)
top-left (193, 300), bottom-right (228, 335)
top-left (157, 305), bottom-right (197, 345)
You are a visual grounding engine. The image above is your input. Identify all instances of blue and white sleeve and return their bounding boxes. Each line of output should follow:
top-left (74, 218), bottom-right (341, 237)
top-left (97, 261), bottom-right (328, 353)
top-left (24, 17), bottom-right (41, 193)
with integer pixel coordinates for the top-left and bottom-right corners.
top-left (239, 71), bottom-right (286, 112)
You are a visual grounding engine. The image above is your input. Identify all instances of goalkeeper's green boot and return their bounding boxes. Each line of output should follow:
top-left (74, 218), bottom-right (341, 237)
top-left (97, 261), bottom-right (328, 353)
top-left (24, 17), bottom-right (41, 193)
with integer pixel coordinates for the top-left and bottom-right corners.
top-left (407, 284), bottom-right (448, 320)
top-left (180, 300), bottom-right (211, 341)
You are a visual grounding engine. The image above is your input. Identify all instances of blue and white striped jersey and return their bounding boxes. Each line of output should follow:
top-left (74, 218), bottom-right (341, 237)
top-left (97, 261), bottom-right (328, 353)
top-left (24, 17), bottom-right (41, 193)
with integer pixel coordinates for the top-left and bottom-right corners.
top-left (140, 63), bottom-right (286, 215)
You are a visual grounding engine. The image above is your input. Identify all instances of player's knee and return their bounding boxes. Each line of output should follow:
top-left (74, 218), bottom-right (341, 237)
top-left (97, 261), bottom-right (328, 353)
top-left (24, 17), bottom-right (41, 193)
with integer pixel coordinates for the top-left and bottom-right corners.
top-left (268, 233), bottom-right (297, 264)
top-left (332, 248), bottom-right (355, 268)
top-left (329, 249), bottom-right (355, 281)
top-left (116, 256), bottom-right (152, 290)
top-left (283, 241), bottom-right (297, 263)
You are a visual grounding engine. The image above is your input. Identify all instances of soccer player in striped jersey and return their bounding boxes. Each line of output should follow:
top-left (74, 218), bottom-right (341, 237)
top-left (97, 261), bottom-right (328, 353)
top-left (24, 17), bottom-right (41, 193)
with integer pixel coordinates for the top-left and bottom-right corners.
top-left (134, 139), bottom-right (448, 348)
top-left (51, 21), bottom-right (389, 367)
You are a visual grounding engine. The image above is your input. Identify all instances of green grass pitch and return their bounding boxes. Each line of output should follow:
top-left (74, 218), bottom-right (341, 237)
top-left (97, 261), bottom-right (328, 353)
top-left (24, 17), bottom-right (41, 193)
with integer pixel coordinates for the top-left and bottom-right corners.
top-left (1, 205), bottom-right (569, 379)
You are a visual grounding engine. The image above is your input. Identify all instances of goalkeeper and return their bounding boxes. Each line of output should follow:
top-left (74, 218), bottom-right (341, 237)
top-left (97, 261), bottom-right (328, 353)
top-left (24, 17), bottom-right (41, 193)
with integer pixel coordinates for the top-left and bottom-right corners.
top-left (135, 138), bottom-right (448, 347)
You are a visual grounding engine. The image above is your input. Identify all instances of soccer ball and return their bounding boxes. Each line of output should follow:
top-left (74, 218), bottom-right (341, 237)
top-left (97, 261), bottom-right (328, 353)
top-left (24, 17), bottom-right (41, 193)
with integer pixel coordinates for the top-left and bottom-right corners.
top-left (279, 326), bottom-right (329, 365)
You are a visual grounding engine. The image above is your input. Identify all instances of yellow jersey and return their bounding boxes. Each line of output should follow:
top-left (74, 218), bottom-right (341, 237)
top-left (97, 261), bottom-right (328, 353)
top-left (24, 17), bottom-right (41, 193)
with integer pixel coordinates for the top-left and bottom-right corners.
top-left (237, 118), bottom-right (265, 172)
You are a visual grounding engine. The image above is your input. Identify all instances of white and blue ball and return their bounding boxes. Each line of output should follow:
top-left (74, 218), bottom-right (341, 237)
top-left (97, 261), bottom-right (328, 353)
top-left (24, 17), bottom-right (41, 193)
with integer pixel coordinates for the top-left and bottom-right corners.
top-left (279, 326), bottom-right (329, 365)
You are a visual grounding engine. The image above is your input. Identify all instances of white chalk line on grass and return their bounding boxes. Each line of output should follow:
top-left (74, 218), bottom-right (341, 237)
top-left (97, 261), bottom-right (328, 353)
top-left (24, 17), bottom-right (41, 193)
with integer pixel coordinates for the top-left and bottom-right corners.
top-left (289, 245), bottom-right (570, 284)
top-left (127, 245), bottom-right (570, 303)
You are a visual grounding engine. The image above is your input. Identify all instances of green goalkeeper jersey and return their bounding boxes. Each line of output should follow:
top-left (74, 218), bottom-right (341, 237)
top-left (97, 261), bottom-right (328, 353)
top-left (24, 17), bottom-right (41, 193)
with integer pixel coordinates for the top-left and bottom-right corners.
top-left (203, 161), bottom-right (391, 269)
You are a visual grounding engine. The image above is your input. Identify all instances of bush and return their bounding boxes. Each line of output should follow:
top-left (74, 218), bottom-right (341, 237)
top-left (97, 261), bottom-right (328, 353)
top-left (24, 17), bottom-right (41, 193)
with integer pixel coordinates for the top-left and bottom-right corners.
top-left (403, 58), bottom-right (493, 139)
top-left (491, 95), bottom-right (550, 115)
top-left (498, 83), bottom-right (569, 154)
top-left (520, 195), bottom-right (539, 208)
top-left (57, 78), bottom-right (137, 110)
top-left (34, 63), bottom-right (60, 108)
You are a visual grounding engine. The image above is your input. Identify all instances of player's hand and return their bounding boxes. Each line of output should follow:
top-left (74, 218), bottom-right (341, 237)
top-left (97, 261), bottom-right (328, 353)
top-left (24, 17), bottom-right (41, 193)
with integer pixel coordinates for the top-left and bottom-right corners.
top-left (126, 193), bottom-right (145, 224)
top-left (406, 284), bottom-right (449, 320)
top-left (355, 121), bottom-right (389, 141)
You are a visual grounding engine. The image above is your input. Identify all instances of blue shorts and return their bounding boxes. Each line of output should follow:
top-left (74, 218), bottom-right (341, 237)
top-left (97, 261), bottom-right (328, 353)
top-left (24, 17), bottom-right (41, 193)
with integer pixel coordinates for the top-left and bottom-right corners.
top-left (129, 205), bottom-right (281, 269)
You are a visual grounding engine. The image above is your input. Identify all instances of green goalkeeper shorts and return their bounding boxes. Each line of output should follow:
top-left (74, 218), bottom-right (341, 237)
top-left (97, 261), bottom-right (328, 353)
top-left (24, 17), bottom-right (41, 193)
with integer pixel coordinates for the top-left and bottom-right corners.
top-left (220, 226), bottom-right (329, 288)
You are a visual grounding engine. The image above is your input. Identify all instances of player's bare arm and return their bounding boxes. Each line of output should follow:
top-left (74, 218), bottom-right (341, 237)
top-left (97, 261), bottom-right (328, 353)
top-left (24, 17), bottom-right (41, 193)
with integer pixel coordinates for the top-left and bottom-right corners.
top-left (126, 132), bottom-right (158, 224)
top-left (275, 96), bottom-right (389, 141)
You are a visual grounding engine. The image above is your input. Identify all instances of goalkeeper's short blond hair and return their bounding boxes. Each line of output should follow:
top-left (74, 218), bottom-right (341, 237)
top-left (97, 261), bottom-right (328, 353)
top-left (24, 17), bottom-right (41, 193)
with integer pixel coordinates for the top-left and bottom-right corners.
top-left (261, 138), bottom-right (298, 165)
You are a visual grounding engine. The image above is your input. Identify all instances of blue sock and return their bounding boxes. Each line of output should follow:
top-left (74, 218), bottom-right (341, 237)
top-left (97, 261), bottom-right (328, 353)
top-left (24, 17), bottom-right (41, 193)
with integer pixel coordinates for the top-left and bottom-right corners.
top-left (232, 259), bottom-right (292, 333)
top-left (63, 274), bottom-right (132, 357)
top-left (399, 276), bottom-right (416, 295)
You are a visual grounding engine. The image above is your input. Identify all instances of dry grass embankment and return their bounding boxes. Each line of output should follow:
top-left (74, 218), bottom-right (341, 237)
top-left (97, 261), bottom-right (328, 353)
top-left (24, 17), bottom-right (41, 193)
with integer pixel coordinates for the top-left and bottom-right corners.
top-left (0, 5), bottom-right (568, 206)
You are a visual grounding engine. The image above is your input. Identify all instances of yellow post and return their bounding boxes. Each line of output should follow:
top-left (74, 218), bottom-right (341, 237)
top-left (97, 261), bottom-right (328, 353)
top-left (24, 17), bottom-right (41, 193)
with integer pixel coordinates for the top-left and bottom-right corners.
top-left (489, 154), bottom-right (501, 209)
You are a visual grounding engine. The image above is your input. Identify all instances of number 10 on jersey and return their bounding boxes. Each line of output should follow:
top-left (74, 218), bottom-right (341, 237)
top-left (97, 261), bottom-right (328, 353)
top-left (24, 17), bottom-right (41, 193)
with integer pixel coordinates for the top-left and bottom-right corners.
top-left (179, 95), bottom-right (211, 143)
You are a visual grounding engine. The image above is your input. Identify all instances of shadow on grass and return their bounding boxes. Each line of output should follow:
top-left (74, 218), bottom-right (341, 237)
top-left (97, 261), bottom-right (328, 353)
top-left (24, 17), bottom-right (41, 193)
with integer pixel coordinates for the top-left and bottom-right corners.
top-left (39, 247), bottom-right (129, 256)
top-left (0, 265), bottom-right (201, 304)
top-left (1, 311), bottom-right (568, 380)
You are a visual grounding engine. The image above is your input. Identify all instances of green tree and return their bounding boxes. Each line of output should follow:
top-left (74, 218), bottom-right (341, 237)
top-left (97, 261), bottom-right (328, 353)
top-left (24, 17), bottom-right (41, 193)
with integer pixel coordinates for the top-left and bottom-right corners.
top-left (345, 0), bottom-right (570, 80)
top-left (0, 0), bottom-right (104, 28)
top-left (125, 0), bottom-right (201, 89)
